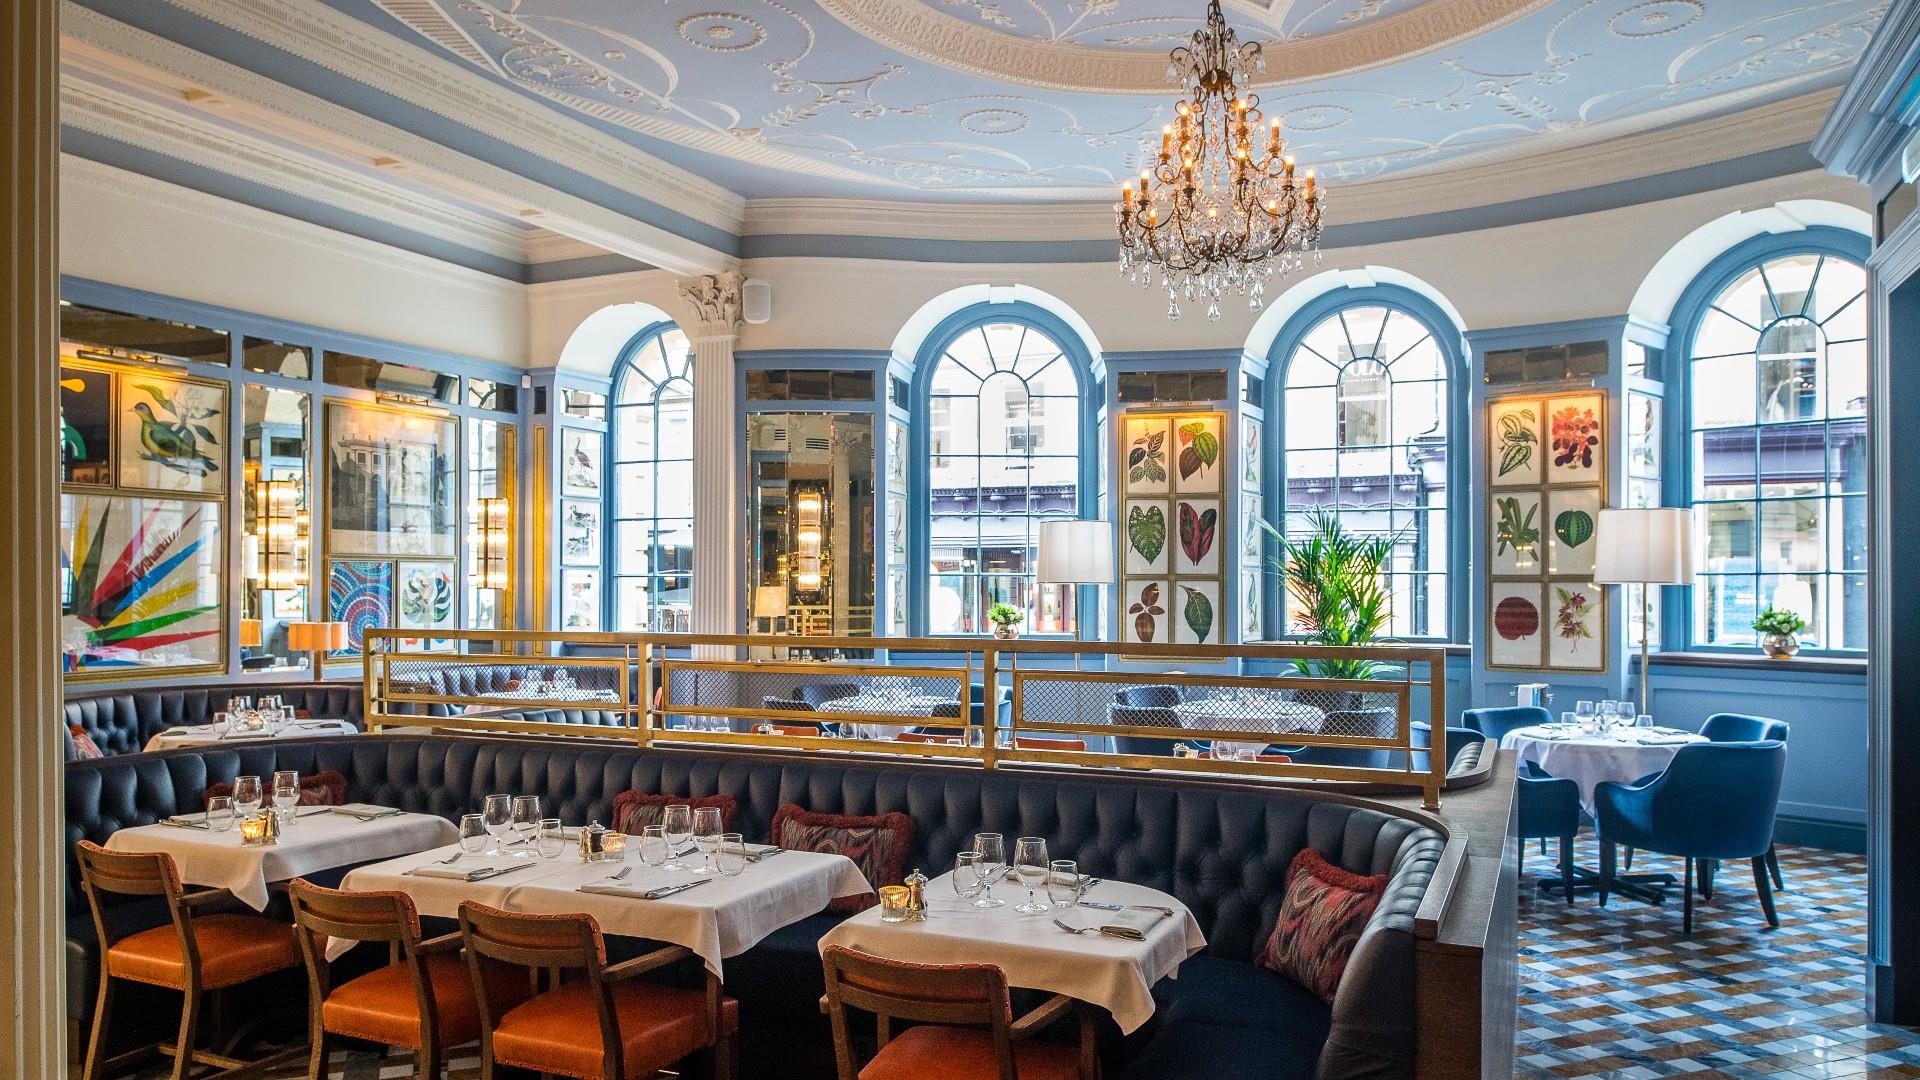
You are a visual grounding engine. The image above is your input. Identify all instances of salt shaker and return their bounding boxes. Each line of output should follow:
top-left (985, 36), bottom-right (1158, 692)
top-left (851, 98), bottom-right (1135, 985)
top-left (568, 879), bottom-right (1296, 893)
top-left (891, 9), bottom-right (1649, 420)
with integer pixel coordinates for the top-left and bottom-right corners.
top-left (903, 868), bottom-right (928, 920)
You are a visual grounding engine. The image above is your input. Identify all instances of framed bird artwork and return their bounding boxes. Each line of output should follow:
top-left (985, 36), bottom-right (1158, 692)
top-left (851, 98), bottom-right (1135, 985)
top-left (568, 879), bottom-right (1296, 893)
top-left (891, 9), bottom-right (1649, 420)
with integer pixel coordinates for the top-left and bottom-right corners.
top-left (562, 429), bottom-right (603, 498)
top-left (114, 372), bottom-right (226, 497)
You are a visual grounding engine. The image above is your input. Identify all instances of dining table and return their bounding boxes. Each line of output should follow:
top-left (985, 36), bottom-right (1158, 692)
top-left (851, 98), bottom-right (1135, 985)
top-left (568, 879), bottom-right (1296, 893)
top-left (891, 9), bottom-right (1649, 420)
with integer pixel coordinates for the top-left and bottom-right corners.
top-left (106, 805), bottom-right (457, 910)
top-left (814, 691), bottom-right (957, 740)
top-left (817, 872), bottom-right (1205, 1034)
top-left (1499, 723), bottom-right (1706, 813)
top-left (1172, 694), bottom-right (1326, 735)
top-left (143, 717), bottom-right (358, 753)
top-left (338, 843), bottom-right (873, 977)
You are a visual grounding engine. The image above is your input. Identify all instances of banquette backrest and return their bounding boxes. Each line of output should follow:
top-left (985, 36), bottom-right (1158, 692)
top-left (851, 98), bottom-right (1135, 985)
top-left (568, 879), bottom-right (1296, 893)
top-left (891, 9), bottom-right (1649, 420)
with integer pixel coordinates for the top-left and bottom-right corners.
top-left (63, 681), bottom-right (364, 759)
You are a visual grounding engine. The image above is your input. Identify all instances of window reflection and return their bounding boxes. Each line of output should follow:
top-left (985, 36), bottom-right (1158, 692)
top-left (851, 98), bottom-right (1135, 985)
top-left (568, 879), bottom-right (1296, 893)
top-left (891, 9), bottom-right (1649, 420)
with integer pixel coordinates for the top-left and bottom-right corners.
top-left (241, 386), bottom-right (311, 671)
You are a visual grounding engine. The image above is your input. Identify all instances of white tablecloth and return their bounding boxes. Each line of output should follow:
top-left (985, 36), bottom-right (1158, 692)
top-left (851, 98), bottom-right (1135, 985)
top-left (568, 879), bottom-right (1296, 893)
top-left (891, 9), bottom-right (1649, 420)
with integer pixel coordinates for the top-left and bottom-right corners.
top-left (340, 845), bottom-right (872, 977)
top-left (1500, 725), bottom-right (1707, 812)
top-left (144, 719), bottom-right (358, 753)
top-left (1172, 696), bottom-right (1325, 735)
top-left (815, 693), bottom-right (955, 740)
top-left (482, 687), bottom-right (618, 703)
top-left (107, 810), bottom-right (458, 910)
top-left (818, 873), bottom-right (1205, 1034)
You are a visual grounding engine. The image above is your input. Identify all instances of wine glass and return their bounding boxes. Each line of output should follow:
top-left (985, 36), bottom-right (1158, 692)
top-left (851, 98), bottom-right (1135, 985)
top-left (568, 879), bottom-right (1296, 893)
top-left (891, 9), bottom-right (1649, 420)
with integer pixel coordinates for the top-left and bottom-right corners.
top-left (952, 852), bottom-right (985, 902)
top-left (510, 796), bottom-right (541, 856)
top-left (459, 813), bottom-right (488, 854)
top-left (1046, 859), bottom-right (1083, 909)
top-left (661, 805), bottom-right (693, 871)
top-left (971, 832), bottom-right (1006, 909)
top-left (536, 819), bottom-right (567, 859)
top-left (637, 825), bottom-right (668, 869)
top-left (232, 775), bottom-right (262, 820)
top-left (482, 794), bottom-right (512, 855)
top-left (690, 807), bottom-right (723, 874)
top-left (271, 770), bottom-right (300, 826)
top-left (1012, 837), bottom-right (1051, 914)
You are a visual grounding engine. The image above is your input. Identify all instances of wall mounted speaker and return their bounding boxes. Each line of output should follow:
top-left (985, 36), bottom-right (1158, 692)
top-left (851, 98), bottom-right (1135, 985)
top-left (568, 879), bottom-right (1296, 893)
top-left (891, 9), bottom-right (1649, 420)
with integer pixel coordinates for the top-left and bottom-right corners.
top-left (742, 278), bottom-right (772, 324)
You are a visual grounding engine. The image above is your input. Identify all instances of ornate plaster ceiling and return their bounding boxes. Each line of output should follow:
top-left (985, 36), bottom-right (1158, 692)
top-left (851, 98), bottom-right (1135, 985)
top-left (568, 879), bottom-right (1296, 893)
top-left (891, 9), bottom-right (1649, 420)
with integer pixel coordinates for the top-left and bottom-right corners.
top-left (331, 0), bottom-right (1885, 199)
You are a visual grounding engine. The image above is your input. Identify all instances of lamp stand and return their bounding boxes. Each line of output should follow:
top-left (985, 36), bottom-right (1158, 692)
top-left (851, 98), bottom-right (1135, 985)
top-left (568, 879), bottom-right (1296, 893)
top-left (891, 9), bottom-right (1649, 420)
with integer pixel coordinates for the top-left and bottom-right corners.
top-left (1636, 585), bottom-right (1650, 714)
top-left (311, 649), bottom-right (327, 684)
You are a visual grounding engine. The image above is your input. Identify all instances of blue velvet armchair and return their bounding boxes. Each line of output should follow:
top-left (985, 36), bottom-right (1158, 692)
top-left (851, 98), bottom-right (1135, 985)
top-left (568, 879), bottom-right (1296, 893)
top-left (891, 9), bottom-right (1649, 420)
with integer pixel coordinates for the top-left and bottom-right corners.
top-left (1461, 705), bottom-right (1552, 745)
top-left (1701, 713), bottom-right (1790, 889)
top-left (1592, 740), bottom-right (1786, 934)
top-left (1518, 773), bottom-right (1582, 903)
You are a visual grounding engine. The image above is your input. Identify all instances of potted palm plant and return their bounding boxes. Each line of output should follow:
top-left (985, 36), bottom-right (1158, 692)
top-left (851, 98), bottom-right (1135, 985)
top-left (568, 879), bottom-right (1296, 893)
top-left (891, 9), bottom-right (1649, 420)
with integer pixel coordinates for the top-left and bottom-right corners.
top-left (1256, 511), bottom-right (1397, 710)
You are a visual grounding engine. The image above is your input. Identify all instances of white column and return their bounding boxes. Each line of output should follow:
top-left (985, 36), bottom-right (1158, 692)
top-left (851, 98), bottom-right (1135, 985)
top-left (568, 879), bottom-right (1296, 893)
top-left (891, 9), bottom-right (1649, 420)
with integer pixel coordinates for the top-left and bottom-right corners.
top-left (2, 0), bottom-right (69, 1069)
top-left (677, 273), bottom-right (743, 641)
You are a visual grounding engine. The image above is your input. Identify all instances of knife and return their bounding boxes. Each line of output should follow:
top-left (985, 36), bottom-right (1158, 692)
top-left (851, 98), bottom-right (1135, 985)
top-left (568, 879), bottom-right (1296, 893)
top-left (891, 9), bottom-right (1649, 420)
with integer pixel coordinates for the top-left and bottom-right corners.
top-left (643, 879), bottom-right (713, 900)
top-left (469, 862), bottom-right (540, 881)
top-left (160, 815), bottom-right (210, 829)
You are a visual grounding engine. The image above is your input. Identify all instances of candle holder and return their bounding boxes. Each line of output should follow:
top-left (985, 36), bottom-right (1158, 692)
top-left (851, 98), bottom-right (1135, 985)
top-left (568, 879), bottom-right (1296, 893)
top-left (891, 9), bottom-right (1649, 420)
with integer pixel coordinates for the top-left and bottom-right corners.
top-left (238, 811), bottom-right (278, 847)
top-left (878, 886), bottom-right (912, 923)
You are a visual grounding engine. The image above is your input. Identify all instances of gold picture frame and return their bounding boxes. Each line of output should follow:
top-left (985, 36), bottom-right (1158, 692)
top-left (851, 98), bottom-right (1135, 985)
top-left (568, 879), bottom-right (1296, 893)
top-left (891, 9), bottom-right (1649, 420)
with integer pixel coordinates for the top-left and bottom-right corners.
top-left (1118, 408), bottom-right (1228, 660)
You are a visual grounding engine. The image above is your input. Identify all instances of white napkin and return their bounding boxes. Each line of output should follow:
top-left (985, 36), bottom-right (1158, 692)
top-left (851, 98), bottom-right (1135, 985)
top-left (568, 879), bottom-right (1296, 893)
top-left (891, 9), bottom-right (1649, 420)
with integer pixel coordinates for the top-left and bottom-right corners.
top-left (1095, 909), bottom-right (1165, 940)
top-left (407, 856), bottom-right (526, 880)
top-left (335, 803), bottom-right (403, 821)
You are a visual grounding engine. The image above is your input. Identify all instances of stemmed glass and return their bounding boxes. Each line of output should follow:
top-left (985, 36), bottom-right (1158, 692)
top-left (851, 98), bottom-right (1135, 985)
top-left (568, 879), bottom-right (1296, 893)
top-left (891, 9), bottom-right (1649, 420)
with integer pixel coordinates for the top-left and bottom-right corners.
top-left (1574, 701), bottom-right (1597, 734)
top-left (971, 832), bottom-right (1006, 909)
top-left (271, 770), bottom-right (300, 826)
top-left (952, 852), bottom-right (986, 903)
top-left (661, 805), bottom-right (693, 871)
top-left (510, 796), bottom-right (541, 856)
top-left (232, 775), bottom-right (262, 821)
top-left (690, 807), bottom-right (723, 874)
top-left (482, 794), bottom-right (512, 855)
top-left (1012, 837), bottom-right (1051, 914)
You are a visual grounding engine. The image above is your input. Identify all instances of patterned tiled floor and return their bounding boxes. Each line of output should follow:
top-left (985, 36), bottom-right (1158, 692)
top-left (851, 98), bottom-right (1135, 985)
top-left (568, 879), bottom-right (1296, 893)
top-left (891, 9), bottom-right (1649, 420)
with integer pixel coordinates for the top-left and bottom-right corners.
top-left (1517, 845), bottom-right (1918, 1079)
top-left (116, 845), bottom-right (1901, 1079)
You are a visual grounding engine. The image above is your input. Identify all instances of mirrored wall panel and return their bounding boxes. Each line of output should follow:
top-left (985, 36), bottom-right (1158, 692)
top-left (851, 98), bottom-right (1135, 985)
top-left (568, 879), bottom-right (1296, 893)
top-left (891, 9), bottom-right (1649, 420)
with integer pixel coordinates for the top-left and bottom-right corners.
top-left (748, 412), bottom-right (876, 637)
top-left (242, 386), bottom-right (312, 671)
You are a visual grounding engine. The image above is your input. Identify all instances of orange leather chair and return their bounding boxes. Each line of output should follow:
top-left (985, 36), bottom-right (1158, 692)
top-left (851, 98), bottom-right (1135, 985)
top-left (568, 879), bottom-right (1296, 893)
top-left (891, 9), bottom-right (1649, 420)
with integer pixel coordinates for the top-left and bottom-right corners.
top-left (764, 721), bottom-right (826, 738)
top-left (1015, 737), bottom-right (1088, 752)
top-left (75, 840), bottom-right (301, 1080)
top-left (288, 880), bottom-right (505, 1078)
top-left (821, 945), bottom-right (1095, 1080)
top-left (894, 732), bottom-right (962, 745)
top-left (458, 901), bottom-right (737, 1080)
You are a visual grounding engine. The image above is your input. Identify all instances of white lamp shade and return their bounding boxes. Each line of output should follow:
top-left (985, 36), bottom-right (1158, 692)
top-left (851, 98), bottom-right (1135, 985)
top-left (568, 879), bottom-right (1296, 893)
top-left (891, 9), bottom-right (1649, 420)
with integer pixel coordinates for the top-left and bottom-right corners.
top-left (1036, 520), bottom-right (1116, 584)
top-left (1592, 508), bottom-right (1694, 585)
top-left (753, 584), bottom-right (791, 618)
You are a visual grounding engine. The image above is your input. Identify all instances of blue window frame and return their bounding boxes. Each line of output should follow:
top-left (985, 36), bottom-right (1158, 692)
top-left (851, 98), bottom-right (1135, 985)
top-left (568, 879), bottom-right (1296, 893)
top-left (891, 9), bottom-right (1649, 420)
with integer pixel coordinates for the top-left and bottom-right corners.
top-left (910, 303), bottom-right (1097, 636)
top-left (1669, 229), bottom-right (1870, 652)
top-left (1264, 285), bottom-right (1467, 642)
top-left (609, 323), bottom-right (695, 632)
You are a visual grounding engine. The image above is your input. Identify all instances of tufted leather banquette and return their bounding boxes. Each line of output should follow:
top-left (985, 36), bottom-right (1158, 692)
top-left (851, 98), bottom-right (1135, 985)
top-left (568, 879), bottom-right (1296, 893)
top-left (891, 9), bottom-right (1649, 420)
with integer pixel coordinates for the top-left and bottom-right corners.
top-left (64, 734), bottom-right (1447, 1079)
top-left (63, 682), bottom-right (365, 760)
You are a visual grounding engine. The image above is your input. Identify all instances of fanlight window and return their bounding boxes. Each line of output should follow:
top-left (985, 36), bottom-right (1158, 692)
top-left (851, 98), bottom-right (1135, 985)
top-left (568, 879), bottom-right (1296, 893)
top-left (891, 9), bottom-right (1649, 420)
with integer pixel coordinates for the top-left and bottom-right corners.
top-left (611, 327), bottom-right (694, 632)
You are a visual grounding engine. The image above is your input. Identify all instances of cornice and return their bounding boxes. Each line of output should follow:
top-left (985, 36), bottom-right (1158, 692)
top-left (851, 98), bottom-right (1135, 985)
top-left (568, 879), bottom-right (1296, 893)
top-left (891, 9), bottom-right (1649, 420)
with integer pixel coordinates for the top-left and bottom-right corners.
top-left (1813, 1), bottom-right (1918, 187)
top-left (162, 0), bottom-right (747, 232)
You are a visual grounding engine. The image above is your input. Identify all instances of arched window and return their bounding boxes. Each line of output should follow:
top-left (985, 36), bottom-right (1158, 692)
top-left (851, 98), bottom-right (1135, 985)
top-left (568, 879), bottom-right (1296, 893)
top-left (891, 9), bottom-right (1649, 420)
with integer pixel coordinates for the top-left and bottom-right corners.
top-left (918, 309), bottom-right (1090, 635)
top-left (610, 324), bottom-right (694, 631)
top-left (1682, 244), bottom-right (1867, 650)
top-left (1272, 294), bottom-right (1456, 639)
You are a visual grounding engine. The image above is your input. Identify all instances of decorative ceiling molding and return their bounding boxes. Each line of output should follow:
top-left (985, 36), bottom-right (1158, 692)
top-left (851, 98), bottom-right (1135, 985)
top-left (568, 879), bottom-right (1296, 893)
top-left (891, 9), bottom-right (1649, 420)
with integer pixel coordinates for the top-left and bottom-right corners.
top-left (813, 0), bottom-right (1556, 94)
top-left (60, 74), bottom-right (530, 262)
top-left (61, 6), bottom-right (734, 274)
top-left (676, 271), bottom-right (746, 339)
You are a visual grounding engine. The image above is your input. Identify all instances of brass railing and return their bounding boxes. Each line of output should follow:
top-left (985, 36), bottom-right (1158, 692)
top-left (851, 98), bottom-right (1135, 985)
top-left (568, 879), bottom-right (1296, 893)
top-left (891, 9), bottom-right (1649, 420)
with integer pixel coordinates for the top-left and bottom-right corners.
top-left (364, 630), bottom-right (1450, 808)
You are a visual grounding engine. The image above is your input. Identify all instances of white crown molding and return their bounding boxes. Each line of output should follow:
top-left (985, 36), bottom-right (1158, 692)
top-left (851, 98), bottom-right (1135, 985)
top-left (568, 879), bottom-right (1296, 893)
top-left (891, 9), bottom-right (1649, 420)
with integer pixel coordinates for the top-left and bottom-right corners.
top-left (743, 88), bottom-right (1844, 241)
top-left (159, 0), bottom-right (749, 231)
top-left (813, 0), bottom-right (1554, 95)
top-left (61, 152), bottom-right (524, 301)
top-left (62, 5), bottom-right (732, 275)
top-left (525, 266), bottom-right (679, 301)
top-left (59, 73), bottom-right (531, 263)
top-left (522, 229), bottom-right (620, 265)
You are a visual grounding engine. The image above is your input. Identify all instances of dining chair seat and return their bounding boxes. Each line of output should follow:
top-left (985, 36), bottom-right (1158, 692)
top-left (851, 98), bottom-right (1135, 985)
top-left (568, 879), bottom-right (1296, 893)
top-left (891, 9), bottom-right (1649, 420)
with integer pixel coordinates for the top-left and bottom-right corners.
top-left (106, 913), bottom-right (298, 990)
top-left (859, 1026), bottom-right (1080, 1080)
top-left (490, 980), bottom-right (740, 1079)
top-left (1014, 737), bottom-right (1086, 752)
top-left (321, 952), bottom-right (493, 1049)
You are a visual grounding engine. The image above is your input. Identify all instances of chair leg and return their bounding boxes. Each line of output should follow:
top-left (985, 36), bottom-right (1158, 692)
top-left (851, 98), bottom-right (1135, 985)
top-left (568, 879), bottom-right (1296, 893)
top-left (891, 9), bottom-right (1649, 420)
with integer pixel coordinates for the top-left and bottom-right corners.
top-left (1623, 847), bottom-right (1634, 871)
top-left (170, 988), bottom-right (201, 1080)
top-left (712, 1033), bottom-right (736, 1080)
top-left (81, 975), bottom-right (115, 1080)
top-left (1597, 843), bottom-right (1614, 907)
top-left (418, 1044), bottom-right (442, 1080)
top-left (1699, 858), bottom-right (1716, 901)
top-left (1559, 834), bottom-right (1575, 904)
top-left (307, 1029), bottom-right (331, 1080)
top-left (1767, 844), bottom-right (1784, 890)
top-left (1682, 859), bottom-right (1695, 937)
top-left (1517, 836), bottom-right (1526, 875)
top-left (1752, 856), bottom-right (1780, 928)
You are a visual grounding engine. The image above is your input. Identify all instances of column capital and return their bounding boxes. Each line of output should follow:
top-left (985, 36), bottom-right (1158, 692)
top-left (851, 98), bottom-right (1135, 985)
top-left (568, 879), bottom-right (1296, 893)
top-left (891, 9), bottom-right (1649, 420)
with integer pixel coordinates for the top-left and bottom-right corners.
top-left (675, 271), bottom-right (743, 340)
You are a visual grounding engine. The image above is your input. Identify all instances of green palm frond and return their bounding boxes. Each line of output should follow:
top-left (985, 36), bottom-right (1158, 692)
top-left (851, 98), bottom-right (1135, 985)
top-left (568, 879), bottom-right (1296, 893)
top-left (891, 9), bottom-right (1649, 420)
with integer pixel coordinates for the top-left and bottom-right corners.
top-left (1258, 511), bottom-right (1400, 680)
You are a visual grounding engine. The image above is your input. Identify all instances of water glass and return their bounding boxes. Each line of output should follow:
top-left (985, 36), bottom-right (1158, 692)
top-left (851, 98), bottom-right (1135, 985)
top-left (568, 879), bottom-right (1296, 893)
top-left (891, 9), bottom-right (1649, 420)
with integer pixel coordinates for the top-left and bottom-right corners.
top-left (206, 795), bottom-right (234, 833)
top-left (212, 711), bottom-right (231, 737)
top-left (510, 796), bottom-right (542, 855)
top-left (1559, 711), bottom-right (1576, 730)
top-left (1574, 700), bottom-right (1596, 723)
top-left (459, 813), bottom-right (488, 854)
top-left (482, 794), bottom-right (512, 854)
top-left (637, 825), bottom-right (669, 868)
top-left (232, 775), bottom-right (262, 818)
top-left (1635, 713), bottom-right (1655, 730)
top-left (715, 832), bottom-right (747, 877)
top-left (661, 805), bottom-right (693, 871)
top-left (971, 832), bottom-right (1006, 909)
top-left (1012, 837), bottom-right (1051, 914)
top-left (1046, 859), bottom-right (1082, 909)
top-left (952, 852), bottom-right (986, 902)
top-left (536, 818), bottom-right (567, 859)
top-left (690, 806), bottom-right (724, 874)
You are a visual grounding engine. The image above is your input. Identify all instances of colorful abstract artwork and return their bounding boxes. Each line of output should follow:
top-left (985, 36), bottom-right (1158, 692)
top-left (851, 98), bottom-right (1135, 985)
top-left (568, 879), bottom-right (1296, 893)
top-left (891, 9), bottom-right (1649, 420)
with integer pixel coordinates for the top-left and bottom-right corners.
top-left (61, 495), bottom-right (223, 673)
top-left (60, 364), bottom-right (113, 486)
top-left (116, 373), bottom-right (226, 496)
top-left (328, 559), bottom-right (393, 657)
top-left (396, 560), bottom-right (456, 650)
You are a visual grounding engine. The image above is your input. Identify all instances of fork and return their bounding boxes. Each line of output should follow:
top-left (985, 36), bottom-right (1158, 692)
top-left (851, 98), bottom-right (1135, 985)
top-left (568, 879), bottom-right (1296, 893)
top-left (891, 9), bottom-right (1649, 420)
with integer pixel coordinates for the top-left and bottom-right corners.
top-left (1053, 919), bottom-right (1093, 935)
top-left (603, 867), bottom-right (632, 882)
top-left (436, 851), bottom-right (465, 865)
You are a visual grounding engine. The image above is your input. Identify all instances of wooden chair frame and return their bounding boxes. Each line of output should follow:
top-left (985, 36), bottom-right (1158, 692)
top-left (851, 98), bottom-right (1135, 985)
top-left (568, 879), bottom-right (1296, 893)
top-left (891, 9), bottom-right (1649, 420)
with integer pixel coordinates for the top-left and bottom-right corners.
top-left (820, 945), bottom-right (1097, 1080)
top-left (75, 840), bottom-right (301, 1080)
top-left (456, 902), bottom-right (733, 1080)
top-left (287, 880), bottom-right (465, 1080)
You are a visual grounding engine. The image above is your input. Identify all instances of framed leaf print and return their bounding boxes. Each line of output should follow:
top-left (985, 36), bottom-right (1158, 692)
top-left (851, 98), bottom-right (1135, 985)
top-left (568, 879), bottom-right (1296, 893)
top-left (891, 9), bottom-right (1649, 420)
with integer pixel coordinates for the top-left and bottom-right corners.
top-left (1490, 492), bottom-right (1542, 575)
top-left (1487, 581), bottom-right (1544, 669)
top-left (1173, 498), bottom-right (1221, 575)
top-left (1122, 417), bottom-right (1171, 495)
top-left (1124, 580), bottom-right (1173, 645)
top-left (1546, 582), bottom-right (1605, 671)
top-left (116, 372), bottom-right (227, 496)
top-left (1544, 393), bottom-right (1603, 484)
top-left (1172, 579), bottom-right (1221, 646)
top-left (1123, 501), bottom-right (1170, 575)
top-left (1488, 398), bottom-right (1542, 487)
top-left (1172, 415), bottom-right (1223, 494)
top-left (1546, 489), bottom-right (1601, 576)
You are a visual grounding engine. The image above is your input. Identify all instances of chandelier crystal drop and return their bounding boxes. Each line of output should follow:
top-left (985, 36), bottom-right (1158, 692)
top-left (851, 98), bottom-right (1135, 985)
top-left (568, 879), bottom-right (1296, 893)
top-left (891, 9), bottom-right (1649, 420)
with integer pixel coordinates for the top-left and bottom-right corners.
top-left (1115, 0), bottom-right (1326, 322)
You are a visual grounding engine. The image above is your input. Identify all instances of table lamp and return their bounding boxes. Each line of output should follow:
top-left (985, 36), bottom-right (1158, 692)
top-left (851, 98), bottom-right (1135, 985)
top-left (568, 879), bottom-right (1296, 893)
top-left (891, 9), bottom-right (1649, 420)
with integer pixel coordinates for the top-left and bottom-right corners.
top-left (1593, 508), bottom-right (1694, 713)
top-left (286, 621), bottom-right (349, 682)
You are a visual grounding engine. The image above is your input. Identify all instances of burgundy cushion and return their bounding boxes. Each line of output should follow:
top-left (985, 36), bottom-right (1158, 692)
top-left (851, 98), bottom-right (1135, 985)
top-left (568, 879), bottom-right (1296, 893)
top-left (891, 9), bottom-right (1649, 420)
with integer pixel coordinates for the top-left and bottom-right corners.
top-left (205, 769), bottom-right (348, 808)
top-left (68, 723), bottom-right (104, 760)
top-left (1254, 848), bottom-right (1387, 1003)
top-left (769, 804), bottom-right (913, 914)
top-left (609, 791), bottom-right (739, 837)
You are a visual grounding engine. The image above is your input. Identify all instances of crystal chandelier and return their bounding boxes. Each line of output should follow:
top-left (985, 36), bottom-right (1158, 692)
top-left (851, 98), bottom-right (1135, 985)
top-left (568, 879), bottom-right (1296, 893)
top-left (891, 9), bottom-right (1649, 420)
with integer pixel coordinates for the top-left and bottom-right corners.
top-left (1116, 0), bottom-right (1325, 321)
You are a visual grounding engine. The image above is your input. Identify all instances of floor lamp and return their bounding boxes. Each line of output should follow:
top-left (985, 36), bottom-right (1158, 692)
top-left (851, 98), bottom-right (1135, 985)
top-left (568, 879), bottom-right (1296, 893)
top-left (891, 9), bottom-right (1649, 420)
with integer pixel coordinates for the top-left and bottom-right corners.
top-left (1593, 508), bottom-right (1694, 714)
top-left (1037, 520), bottom-right (1116, 735)
top-left (287, 621), bottom-right (349, 683)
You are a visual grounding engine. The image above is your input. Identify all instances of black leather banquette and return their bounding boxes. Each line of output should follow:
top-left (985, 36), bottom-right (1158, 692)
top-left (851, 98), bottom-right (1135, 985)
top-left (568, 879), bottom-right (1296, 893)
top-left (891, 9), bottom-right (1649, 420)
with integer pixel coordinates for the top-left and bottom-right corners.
top-left (64, 734), bottom-right (1446, 1079)
top-left (63, 681), bottom-right (364, 760)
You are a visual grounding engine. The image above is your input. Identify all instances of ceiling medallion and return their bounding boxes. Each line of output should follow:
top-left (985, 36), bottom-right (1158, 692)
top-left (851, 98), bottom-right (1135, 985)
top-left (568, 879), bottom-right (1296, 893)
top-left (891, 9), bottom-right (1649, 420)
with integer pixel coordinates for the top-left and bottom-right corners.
top-left (1116, 0), bottom-right (1324, 322)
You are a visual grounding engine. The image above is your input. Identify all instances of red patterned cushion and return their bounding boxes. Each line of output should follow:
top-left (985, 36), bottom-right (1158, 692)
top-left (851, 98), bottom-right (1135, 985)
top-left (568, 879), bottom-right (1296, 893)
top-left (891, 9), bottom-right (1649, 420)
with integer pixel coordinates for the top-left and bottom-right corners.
top-left (609, 792), bottom-right (739, 836)
top-left (205, 770), bottom-right (348, 808)
top-left (1255, 848), bottom-right (1388, 1003)
top-left (769, 804), bottom-right (914, 914)
top-left (68, 724), bottom-right (104, 760)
